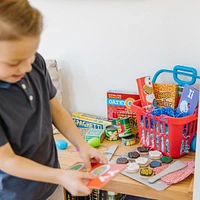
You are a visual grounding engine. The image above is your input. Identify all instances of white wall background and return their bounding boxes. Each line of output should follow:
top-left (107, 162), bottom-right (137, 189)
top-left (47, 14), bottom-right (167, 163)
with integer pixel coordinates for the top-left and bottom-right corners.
top-left (30, 1), bottom-right (200, 199)
top-left (31, 0), bottom-right (200, 117)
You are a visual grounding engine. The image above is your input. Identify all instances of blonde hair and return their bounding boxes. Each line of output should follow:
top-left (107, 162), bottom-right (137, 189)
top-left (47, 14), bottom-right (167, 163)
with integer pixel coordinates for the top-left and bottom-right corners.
top-left (0, 0), bottom-right (43, 40)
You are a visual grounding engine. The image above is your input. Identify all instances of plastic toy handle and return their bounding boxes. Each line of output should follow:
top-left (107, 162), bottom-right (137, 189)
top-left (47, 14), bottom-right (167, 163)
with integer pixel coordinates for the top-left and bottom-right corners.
top-left (173, 65), bottom-right (200, 86)
top-left (152, 69), bottom-right (173, 83)
top-left (152, 65), bottom-right (200, 86)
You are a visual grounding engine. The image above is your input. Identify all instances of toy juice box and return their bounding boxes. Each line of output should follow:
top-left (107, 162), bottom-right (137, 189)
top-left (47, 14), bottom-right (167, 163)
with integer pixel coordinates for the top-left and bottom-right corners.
top-left (84, 128), bottom-right (106, 143)
top-left (153, 83), bottom-right (178, 108)
top-left (72, 112), bottom-right (111, 129)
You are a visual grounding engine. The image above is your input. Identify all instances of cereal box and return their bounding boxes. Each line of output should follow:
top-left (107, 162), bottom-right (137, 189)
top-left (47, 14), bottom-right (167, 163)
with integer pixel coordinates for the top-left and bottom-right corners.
top-left (153, 83), bottom-right (178, 108)
top-left (107, 90), bottom-right (140, 120)
top-left (72, 112), bottom-right (111, 129)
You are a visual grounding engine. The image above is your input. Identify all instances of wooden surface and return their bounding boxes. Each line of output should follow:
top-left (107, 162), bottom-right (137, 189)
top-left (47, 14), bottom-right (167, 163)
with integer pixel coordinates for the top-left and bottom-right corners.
top-left (54, 133), bottom-right (195, 200)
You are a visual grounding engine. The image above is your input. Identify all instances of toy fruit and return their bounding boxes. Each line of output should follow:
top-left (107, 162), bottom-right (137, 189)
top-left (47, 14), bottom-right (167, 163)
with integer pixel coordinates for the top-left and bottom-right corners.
top-left (88, 137), bottom-right (100, 147)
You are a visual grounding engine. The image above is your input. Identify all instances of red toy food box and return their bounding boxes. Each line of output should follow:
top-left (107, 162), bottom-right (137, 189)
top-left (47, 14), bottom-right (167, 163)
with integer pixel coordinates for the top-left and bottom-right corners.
top-left (107, 90), bottom-right (140, 134)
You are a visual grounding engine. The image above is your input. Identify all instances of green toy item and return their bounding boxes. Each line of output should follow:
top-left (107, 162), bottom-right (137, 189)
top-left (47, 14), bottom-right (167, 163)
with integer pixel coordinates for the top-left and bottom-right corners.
top-left (88, 137), bottom-right (100, 148)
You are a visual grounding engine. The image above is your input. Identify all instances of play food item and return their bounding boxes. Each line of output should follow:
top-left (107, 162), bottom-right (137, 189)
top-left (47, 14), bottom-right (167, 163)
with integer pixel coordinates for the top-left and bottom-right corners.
top-left (105, 125), bottom-right (119, 141)
top-left (149, 150), bottom-right (162, 160)
top-left (135, 157), bottom-right (149, 167)
top-left (125, 163), bottom-right (140, 174)
top-left (122, 135), bottom-right (136, 146)
top-left (88, 137), bottom-right (100, 147)
top-left (150, 161), bottom-right (162, 168)
top-left (160, 156), bottom-right (173, 163)
top-left (140, 168), bottom-right (154, 178)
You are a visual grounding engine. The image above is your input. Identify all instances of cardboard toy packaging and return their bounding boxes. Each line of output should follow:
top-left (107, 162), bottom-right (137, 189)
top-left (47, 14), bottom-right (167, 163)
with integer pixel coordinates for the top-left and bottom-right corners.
top-left (107, 90), bottom-right (140, 135)
top-left (72, 112), bottom-right (111, 129)
top-left (153, 83), bottom-right (178, 108)
top-left (84, 128), bottom-right (106, 143)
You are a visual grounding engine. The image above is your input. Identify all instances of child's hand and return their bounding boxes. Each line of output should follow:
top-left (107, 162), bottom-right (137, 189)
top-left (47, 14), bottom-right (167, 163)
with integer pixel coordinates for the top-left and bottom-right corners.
top-left (59, 170), bottom-right (96, 196)
top-left (79, 144), bottom-right (108, 171)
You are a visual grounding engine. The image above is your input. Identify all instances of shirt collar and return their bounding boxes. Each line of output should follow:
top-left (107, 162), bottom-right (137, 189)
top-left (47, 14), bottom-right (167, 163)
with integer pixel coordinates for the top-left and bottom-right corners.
top-left (0, 81), bottom-right (11, 89)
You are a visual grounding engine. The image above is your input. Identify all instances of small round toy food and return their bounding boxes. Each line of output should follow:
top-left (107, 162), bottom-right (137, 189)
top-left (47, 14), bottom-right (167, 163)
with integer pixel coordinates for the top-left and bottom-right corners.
top-left (150, 160), bottom-right (162, 168)
top-left (137, 146), bottom-right (150, 154)
top-left (116, 157), bottom-right (129, 164)
top-left (88, 137), bottom-right (100, 148)
top-left (160, 156), bottom-right (173, 163)
top-left (135, 157), bottom-right (149, 167)
top-left (128, 151), bottom-right (140, 159)
top-left (125, 163), bottom-right (140, 174)
top-left (140, 168), bottom-right (154, 178)
top-left (149, 150), bottom-right (162, 160)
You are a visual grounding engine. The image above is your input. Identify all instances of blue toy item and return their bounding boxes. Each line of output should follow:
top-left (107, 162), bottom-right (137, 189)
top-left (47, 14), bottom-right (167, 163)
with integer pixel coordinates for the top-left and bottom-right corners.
top-left (55, 139), bottom-right (68, 150)
top-left (152, 65), bottom-right (200, 86)
top-left (190, 135), bottom-right (197, 152)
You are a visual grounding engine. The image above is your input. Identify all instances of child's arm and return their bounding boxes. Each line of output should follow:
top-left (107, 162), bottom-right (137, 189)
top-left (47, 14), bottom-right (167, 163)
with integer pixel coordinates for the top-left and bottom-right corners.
top-left (50, 97), bottom-right (107, 169)
top-left (0, 142), bottom-right (95, 196)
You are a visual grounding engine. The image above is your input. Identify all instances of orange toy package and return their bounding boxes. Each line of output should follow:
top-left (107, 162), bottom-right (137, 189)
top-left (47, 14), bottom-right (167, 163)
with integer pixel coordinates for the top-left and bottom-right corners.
top-left (153, 83), bottom-right (178, 108)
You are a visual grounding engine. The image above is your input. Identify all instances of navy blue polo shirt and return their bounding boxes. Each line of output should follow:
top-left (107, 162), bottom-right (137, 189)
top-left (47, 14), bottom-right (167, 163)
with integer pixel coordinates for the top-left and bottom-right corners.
top-left (0, 53), bottom-right (59, 200)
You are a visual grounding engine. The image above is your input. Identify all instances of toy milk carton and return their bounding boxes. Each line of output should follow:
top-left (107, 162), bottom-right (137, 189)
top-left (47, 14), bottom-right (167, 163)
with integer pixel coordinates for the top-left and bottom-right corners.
top-left (107, 90), bottom-right (140, 134)
top-left (84, 128), bottom-right (106, 143)
top-left (72, 112), bottom-right (111, 129)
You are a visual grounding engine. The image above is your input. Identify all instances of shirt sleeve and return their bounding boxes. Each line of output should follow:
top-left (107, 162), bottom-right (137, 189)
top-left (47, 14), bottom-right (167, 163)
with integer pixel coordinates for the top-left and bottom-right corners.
top-left (36, 53), bottom-right (57, 100)
top-left (0, 119), bottom-right (8, 147)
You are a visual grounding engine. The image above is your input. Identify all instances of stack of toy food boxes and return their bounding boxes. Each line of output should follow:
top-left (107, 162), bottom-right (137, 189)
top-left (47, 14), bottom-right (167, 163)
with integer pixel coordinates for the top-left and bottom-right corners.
top-left (72, 112), bottom-right (111, 143)
top-left (107, 90), bottom-right (140, 135)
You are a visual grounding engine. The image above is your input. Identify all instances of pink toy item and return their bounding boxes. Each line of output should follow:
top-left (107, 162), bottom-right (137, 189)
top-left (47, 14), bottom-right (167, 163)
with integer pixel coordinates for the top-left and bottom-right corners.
top-left (153, 161), bottom-right (195, 184)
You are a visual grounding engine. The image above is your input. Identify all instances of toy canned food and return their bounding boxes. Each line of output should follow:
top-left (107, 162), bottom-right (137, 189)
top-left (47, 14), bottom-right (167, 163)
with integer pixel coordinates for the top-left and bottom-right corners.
top-left (122, 135), bottom-right (136, 146)
top-left (136, 76), bottom-right (156, 112)
top-left (112, 117), bottom-right (132, 138)
top-left (105, 125), bottom-right (119, 141)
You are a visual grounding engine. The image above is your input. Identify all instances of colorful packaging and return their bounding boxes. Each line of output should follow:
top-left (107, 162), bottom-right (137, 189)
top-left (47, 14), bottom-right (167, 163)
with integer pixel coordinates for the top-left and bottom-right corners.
top-left (153, 83), bottom-right (178, 108)
top-left (105, 125), bottom-right (119, 141)
top-left (84, 128), bottom-right (106, 143)
top-left (107, 90), bottom-right (140, 135)
top-left (122, 135), bottom-right (136, 146)
top-left (177, 84), bottom-right (199, 115)
top-left (112, 117), bottom-right (132, 138)
top-left (136, 76), bottom-right (156, 112)
top-left (72, 112), bottom-right (111, 129)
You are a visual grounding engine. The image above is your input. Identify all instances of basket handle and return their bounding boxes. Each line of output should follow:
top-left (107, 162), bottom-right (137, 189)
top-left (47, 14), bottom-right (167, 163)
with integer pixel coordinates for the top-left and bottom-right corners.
top-left (152, 65), bottom-right (200, 86)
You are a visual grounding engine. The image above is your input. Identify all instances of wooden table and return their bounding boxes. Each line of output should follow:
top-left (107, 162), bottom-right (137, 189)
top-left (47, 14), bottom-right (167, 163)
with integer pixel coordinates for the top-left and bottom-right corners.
top-left (54, 133), bottom-right (195, 200)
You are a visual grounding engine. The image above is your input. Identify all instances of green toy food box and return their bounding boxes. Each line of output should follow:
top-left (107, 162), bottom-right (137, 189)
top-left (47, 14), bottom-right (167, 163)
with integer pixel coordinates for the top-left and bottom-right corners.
top-left (84, 128), bottom-right (106, 143)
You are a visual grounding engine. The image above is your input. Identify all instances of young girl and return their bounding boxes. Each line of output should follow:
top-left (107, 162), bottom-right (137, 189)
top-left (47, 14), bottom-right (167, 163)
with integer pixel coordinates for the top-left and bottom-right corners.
top-left (0, 1), bottom-right (107, 199)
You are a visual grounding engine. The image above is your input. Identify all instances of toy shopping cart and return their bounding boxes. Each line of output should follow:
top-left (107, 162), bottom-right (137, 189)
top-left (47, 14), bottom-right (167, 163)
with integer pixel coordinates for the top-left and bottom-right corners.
top-left (132, 65), bottom-right (199, 158)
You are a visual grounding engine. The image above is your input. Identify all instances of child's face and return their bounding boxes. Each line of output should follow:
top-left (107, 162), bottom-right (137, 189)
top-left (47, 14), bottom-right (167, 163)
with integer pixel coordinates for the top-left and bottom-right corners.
top-left (0, 36), bottom-right (40, 83)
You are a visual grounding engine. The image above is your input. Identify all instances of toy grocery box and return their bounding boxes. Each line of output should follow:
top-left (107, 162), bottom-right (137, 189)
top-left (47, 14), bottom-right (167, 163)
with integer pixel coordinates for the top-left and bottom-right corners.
top-left (107, 90), bottom-right (140, 133)
top-left (107, 90), bottom-right (140, 120)
top-left (72, 112), bottom-right (111, 129)
top-left (84, 128), bottom-right (106, 143)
